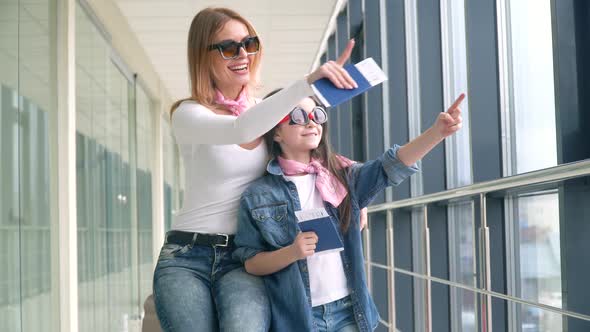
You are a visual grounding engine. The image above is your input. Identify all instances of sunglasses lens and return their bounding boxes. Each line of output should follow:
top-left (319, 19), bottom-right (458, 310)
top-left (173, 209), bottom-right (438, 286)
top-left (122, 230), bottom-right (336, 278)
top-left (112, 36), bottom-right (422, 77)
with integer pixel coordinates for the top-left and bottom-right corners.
top-left (213, 37), bottom-right (259, 59)
top-left (244, 37), bottom-right (259, 53)
top-left (220, 42), bottom-right (240, 58)
top-left (290, 108), bottom-right (307, 125)
top-left (312, 107), bottom-right (327, 124)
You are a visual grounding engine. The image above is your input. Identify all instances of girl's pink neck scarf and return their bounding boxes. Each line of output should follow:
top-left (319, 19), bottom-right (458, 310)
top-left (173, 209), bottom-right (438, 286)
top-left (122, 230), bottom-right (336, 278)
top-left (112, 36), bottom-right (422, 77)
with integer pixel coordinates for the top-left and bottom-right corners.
top-left (277, 155), bottom-right (355, 207)
top-left (214, 87), bottom-right (249, 116)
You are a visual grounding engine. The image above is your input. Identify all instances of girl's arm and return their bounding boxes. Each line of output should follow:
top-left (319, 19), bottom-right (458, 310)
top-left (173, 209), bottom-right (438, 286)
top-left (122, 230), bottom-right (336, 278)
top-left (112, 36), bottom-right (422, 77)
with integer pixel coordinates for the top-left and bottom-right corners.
top-left (397, 93), bottom-right (464, 166)
top-left (233, 197), bottom-right (318, 275)
top-left (348, 94), bottom-right (464, 208)
top-left (245, 232), bottom-right (318, 276)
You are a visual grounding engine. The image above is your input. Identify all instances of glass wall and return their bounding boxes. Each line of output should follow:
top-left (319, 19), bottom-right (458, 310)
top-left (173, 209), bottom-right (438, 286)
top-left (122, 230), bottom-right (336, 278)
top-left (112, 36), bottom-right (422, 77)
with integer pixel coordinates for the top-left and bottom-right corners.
top-left (135, 84), bottom-right (154, 305)
top-left (1, 0), bottom-right (181, 330)
top-left (162, 114), bottom-right (182, 232)
top-left (76, 3), bottom-right (184, 328)
top-left (76, 5), bottom-right (108, 329)
top-left (76, 3), bottom-right (140, 331)
top-left (0, 0), bottom-right (58, 331)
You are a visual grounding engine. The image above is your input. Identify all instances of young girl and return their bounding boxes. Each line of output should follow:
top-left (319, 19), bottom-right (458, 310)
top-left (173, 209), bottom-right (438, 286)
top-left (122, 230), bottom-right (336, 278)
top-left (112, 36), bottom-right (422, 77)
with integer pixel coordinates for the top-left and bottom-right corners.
top-left (233, 93), bottom-right (464, 332)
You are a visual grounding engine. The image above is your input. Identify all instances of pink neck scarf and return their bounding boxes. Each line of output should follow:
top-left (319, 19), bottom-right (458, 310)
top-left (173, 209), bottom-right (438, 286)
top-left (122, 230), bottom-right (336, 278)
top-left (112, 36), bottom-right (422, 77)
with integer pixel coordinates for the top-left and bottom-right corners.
top-left (214, 87), bottom-right (249, 116)
top-left (277, 155), bottom-right (355, 207)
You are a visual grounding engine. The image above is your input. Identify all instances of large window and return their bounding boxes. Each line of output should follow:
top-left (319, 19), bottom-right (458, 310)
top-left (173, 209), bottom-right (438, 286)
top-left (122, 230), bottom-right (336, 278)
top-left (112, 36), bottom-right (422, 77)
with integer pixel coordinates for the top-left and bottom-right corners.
top-left (350, 28), bottom-right (364, 163)
top-left (503, 0), bottom-right (557, 175)
top-left (411, 208), bottom-right (429, 332)
top-left (448, 202), bottom-right (477, 332)
top-left (498, 0), bottom-right (562, 331)
top-left (514, 191), bottom-right (561, 331)
top-left (440, 0), bottom-right (475, 330)
top-left (327, 0), bottom-right (588, 331)
top-left (0, 0), bottom-right (58, 331)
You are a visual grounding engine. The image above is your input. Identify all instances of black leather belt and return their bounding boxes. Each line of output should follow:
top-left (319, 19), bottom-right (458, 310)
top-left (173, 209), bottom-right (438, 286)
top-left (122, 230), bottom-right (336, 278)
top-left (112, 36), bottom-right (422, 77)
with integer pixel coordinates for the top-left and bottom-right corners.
top-left (166, 230), bottom-right (234, 248)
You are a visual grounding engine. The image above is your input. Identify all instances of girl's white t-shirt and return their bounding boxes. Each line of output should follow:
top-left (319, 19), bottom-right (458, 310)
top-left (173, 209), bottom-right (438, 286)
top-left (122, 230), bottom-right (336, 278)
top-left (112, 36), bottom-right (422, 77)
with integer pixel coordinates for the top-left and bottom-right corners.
top-left (285, 174), bottom-right (350, 307)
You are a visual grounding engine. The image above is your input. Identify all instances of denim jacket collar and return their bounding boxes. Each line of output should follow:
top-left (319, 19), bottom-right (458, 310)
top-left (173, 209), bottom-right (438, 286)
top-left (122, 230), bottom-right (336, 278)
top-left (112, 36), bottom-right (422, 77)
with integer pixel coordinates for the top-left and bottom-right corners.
top-left (265, 157), bottom-right (285, 176)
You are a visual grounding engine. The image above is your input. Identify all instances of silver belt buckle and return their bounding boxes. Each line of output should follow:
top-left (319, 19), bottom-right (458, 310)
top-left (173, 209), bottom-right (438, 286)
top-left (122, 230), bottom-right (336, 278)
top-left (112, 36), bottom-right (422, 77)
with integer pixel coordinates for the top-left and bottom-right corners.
top-left (216, 233), bottom-right (229, 247)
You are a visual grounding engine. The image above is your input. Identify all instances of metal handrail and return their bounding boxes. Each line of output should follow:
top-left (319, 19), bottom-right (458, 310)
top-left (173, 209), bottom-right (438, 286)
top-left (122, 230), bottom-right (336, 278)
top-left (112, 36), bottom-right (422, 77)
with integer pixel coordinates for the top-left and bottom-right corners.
top-left (368, 158), bottom-right (590, 213)
top-left (394, 267), bottom-right (590, 322)
top-left (365, 158), bottom-right (590, 330)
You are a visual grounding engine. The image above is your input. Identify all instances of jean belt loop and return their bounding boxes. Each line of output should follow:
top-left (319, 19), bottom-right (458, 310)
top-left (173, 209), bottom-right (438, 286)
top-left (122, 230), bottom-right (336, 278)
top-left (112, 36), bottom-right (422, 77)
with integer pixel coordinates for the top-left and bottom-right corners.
top-left (190, 233), bottom-right (198, 248)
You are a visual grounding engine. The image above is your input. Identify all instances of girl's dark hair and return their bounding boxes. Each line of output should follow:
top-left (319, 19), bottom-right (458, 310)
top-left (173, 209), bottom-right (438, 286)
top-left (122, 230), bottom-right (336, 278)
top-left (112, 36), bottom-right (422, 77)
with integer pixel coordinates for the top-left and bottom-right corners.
top-left (263, 89), bottom-right (353, 233)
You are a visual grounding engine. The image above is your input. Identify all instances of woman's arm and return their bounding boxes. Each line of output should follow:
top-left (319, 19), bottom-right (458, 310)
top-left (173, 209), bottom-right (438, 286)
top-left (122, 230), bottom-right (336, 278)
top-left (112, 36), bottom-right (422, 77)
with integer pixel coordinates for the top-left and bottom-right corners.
top-left (172, 79), bottom-right (314, 145)
top-left (245, 232), bottom-right (318, 276)
top-left (172, 39), bottom-right (358, 146)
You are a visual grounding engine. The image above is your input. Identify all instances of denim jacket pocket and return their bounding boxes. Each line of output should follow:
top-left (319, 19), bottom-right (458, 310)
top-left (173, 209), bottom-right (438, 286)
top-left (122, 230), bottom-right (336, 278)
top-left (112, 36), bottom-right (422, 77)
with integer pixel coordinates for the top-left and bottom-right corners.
top-left (251, 203), bottom-right (291, 247)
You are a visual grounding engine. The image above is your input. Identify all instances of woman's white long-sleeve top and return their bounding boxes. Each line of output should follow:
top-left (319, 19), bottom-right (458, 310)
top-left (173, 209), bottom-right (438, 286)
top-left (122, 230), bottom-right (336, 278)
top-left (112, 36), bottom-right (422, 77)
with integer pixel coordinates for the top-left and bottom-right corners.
top-left (170, 79), bottom-right (314, 234)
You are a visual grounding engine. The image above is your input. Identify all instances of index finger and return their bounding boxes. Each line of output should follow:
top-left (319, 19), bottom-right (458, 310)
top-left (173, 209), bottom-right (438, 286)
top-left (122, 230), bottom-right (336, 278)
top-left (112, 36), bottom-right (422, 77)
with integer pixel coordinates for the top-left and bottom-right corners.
top-left (335, 39), bottom-right (355, 66)
top-left (447, 93), bottom-right (465, 112)
top-left (302, 231), bottom-right (317, 238)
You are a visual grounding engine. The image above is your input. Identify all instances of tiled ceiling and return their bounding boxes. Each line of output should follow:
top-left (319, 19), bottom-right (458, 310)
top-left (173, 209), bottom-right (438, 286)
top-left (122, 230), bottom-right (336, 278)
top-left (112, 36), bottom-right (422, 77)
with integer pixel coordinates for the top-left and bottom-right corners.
top-left (113, 0), bottom-right (337, 99)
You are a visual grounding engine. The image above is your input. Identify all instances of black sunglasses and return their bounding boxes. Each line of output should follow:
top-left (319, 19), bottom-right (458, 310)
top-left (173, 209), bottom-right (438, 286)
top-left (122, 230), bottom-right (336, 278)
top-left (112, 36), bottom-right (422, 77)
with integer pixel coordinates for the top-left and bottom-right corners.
top-left (279, 106), bottom-right (328, 126)
top-left (208, 36), bottom-right (260, 60)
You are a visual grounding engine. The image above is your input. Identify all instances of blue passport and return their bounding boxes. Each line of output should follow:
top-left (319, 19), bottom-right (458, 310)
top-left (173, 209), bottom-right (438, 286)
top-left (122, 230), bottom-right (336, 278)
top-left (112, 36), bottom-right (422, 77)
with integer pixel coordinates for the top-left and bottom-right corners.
top-left (296, 209), bottom-right (344, 253)
top-left (311, 57), bottom-right (387, 107)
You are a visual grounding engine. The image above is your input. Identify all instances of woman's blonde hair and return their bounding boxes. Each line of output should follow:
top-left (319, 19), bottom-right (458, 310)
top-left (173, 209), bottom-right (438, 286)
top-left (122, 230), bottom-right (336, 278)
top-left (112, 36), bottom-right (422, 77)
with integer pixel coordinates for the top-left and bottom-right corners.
top-left (170, 7), bottom-right (263, 114)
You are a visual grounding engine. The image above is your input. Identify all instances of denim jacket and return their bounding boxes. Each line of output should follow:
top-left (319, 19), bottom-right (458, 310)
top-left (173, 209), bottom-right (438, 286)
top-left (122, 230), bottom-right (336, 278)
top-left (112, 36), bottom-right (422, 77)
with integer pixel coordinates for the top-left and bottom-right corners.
top-left (233, 145), bottom-right (419, 332)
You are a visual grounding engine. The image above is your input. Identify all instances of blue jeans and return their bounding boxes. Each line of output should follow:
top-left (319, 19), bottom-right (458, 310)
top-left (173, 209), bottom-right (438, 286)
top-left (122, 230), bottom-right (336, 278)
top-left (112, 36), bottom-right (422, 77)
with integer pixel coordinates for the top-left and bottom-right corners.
top-left (153, 241), bottom-right (270, 332)
top-left (312, 296), bottom-right (360, 332)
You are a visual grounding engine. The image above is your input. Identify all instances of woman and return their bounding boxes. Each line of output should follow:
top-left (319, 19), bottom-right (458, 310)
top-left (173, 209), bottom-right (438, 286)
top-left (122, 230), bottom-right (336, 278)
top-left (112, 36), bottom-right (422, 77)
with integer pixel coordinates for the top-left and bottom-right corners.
top-left (152, 7), bottom-right (357, 332)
